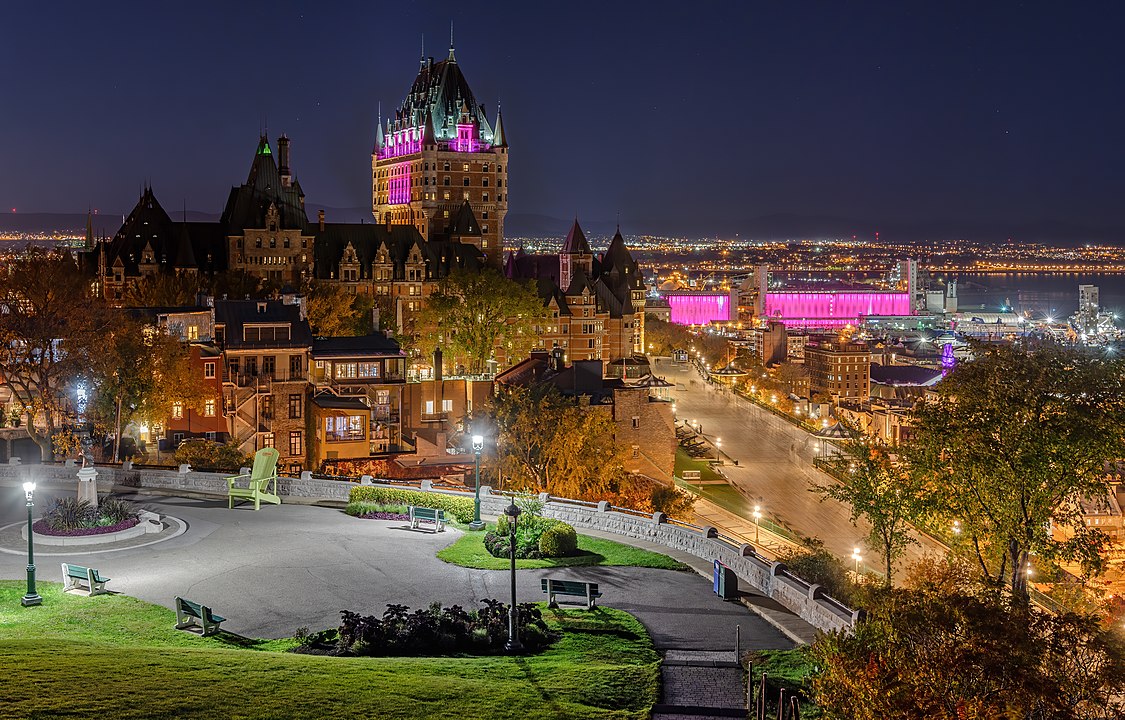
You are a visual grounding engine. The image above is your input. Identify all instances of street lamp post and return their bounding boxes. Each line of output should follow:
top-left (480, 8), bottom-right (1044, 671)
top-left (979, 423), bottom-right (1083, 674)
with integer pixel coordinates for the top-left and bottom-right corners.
top-left (504, 502), bottom-right (523, 652)
top-left (469, 435), bottom-right (485, 531)
top-left (852, 547), bottom-right (862, 576)
top-left (752, 504), bottom-right (762, 543)
top-left (715, 437), bottom-right (722, 461)
top-left (21, 482), bottom-right (41, 607)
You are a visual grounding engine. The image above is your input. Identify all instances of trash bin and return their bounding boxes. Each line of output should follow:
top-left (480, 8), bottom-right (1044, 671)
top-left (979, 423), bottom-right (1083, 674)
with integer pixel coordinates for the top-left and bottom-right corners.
top-left (713, 560), bottom-right (739, 599)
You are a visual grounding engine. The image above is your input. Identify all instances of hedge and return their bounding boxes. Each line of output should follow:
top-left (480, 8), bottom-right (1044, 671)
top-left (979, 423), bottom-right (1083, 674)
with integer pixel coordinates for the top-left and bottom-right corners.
top-left (348, 487), bottom-right (476, 523)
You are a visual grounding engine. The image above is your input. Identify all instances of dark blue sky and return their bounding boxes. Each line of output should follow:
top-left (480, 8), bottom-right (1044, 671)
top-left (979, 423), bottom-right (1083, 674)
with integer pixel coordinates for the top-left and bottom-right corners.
top-left (3, 1), bottom-right (1124, 237)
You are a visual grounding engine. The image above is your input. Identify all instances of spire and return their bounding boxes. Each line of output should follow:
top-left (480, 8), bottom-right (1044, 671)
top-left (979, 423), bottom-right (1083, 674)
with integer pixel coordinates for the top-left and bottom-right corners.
top-left (448, 20), bottom-right (456, 62)
top-left (420, 32), bottom-right (425, 69)
top-left (375, 103), bottom-right (385, 151)
top-left (492, 103), bottom-right (507, 148)
top-left (84, 209), bottom-right (94, 251)
top-left (423, 109), bottom-right (436, 144)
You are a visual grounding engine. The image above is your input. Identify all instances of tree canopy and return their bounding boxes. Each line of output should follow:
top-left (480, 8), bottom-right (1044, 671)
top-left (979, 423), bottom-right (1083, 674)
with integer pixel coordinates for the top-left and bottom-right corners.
top-left (810, 572), bottom-right (1125, 719)
top-left (816, 434), bottom-right (924, 583)
top-left (0, 250), bottom-right (112, 459)
top-left (303, 281), bottom-right (374, 337)
top-left (908, 341), bottom-right (1125, 601)
top-left (414, 269), bottom-right (546, 374)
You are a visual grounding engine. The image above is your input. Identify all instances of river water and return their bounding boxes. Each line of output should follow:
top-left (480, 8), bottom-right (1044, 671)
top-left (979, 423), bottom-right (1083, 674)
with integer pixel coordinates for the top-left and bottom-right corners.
top-left (931, 272), bottom-right (1125, 318)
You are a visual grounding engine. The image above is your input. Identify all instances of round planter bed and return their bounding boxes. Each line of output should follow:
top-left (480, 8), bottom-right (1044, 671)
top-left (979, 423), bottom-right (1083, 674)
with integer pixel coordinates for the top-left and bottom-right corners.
top-left (23, 517), bottom-right (157, 546)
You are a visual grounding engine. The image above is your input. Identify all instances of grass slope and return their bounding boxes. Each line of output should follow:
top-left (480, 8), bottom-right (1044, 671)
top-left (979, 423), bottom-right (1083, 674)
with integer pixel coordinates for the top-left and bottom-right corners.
top-left (0, 581), bottom-right (658, 719)
top-left (436, 527), bottom-right (689, 571)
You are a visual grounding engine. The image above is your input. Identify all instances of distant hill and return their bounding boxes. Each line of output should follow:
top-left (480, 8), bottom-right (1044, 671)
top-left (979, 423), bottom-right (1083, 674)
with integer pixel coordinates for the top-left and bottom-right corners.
top-left (5, 208), bottom-right (1124, 247)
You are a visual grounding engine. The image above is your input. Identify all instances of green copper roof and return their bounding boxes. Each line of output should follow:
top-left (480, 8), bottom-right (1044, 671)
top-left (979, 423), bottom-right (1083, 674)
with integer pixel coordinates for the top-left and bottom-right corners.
top-left (257, 137), bottom-right (272, 155)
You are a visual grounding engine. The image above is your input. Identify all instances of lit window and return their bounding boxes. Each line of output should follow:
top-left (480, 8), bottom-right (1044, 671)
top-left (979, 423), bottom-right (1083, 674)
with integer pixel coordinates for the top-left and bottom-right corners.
top-left (171, 402), bottom-right (184, 419)
top-left (204, 399), bottom-right (216, 417)
top-left (187, 325), bottom-right (199, 341)
top-left (204, 362), bottom-right (215, 379)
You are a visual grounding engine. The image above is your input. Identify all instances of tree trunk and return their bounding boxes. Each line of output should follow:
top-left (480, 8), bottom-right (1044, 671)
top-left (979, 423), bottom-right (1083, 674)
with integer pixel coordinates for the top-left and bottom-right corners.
top-left (1009, 541), bottom-right (1029, 603)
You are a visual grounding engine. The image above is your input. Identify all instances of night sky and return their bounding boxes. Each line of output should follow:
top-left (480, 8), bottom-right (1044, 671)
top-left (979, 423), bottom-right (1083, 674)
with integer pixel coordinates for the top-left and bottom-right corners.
top-left (3, 1), bottom-right (1124, 238)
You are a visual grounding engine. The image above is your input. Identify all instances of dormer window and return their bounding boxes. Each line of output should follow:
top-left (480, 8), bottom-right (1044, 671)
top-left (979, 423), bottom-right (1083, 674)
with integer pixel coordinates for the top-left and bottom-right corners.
top-left (257, 302), bottom-right (267, 313)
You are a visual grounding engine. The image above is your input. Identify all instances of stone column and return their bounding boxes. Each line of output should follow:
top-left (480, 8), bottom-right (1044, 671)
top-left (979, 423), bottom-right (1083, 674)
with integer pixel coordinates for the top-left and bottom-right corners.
top-left (77, 464), bottom-right (99, 509)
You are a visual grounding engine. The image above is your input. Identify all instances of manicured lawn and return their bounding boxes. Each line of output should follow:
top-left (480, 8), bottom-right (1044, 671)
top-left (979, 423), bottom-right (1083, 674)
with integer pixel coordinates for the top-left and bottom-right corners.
top-left (437, 527), bottom-right (689, 571)
top-left (675, 446), bottom-right (725, 482)
top-left (0, 581), bottom-right (659, 719)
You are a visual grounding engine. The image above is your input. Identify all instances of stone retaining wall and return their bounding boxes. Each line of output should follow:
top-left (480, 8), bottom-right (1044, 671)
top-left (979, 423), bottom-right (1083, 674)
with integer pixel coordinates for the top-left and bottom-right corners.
top-left (0, 462), bottom-right (857, 633)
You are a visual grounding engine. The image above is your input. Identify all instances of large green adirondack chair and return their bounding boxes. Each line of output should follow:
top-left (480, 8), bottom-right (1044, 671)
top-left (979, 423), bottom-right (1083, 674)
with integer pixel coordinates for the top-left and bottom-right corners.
top-left (226, 447), bottom-right (281, 510)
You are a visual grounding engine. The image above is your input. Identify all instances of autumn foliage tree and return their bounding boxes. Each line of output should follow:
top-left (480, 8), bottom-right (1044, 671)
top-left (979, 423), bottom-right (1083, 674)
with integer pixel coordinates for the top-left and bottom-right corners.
top-left (815, 434), bottom-right (924, 583)
top-left (810, 575), bottom-right (1125, 719)
top-left (908, 340), bottom-right (1125, 602)
top-left (0, 250), bottom-right (112, 460)
top-left (488, 384), bottom-right (691, 513)
top-left (414, 269), bottom-right (546, 374)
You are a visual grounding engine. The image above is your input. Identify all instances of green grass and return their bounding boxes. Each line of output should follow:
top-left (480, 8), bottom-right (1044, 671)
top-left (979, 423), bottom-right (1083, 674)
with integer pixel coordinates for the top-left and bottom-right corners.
top-left (675, 446), bottom-right (726, 482)
top-left (0, 581), bottom-right (659, 719)
top-left (749, 648), bottom-right (822, 717)
top-left (437, 527), bottom-right (689, 571)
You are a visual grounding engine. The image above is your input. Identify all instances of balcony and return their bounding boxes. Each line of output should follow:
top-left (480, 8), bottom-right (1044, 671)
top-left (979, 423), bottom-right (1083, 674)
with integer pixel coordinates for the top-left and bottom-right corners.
top-left (223, 370), bottom-right (306, 387)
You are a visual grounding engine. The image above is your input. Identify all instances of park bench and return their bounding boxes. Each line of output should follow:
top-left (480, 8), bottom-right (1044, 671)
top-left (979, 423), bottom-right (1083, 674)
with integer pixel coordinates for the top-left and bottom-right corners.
top-left (174, 596), bottom-right (226, 636)
top-left (409, 506), bottom-right (446, 532)
top-left (227, 447), bottom-right (281, 511)
top-left (60, 563), bottom-right (110, 596)
top-left (541, 578), bottom-right (602, 609)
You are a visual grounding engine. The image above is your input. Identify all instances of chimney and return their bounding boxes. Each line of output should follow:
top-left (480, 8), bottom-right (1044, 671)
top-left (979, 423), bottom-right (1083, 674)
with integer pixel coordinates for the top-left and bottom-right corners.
top-left (278, 135), bottom-right (291, 187)
top-left (550, 346), bottom-right (565, 372)
top-left (318, 209), bottom-right (325, 232)
top-left (433, 347), bottom-right (443, 383)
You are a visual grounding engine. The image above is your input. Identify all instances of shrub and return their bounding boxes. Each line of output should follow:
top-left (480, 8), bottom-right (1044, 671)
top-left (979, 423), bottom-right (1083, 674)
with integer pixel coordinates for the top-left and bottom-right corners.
top-left (345, 501), bottom-right (410, 518)
top-left (348, 486), bottom-right (475, 523)
top-left (174, 439), bottom-right (250, 472)
top-left (331, 599), bottom-right (557, 657)
top-left (538, 522), bottom-right (577, 557)
top-left (777, 547), bottom-right (857, 605)
top-left (98, 496), bottom-right (140, 525)
top-left (651, 484), bottom-right (696, 517)
top-left (44, 498), bottom-right (95, 531)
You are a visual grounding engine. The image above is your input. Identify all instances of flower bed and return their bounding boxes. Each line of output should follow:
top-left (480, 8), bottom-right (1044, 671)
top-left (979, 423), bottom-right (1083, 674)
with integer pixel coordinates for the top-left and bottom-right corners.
top-left (32, 517), bottom-right (140, 537)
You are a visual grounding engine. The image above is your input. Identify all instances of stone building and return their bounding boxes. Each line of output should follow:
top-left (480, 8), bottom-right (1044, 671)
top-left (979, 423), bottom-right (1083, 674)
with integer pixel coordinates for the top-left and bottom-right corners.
top-left (504, 220), bottom-right (647, 364)
top-left (372, 40), bottom-right (508, 268)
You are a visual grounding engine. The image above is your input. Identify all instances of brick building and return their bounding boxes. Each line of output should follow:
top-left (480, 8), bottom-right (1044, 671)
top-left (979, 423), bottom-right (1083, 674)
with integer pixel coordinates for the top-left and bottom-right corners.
top-left (805, 340), bottom-right (872, 401)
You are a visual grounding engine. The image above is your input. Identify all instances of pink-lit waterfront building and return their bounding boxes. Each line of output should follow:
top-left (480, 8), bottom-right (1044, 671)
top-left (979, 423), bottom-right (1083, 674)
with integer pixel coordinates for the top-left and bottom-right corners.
top-left (666, 289), bottom-right (912, 329)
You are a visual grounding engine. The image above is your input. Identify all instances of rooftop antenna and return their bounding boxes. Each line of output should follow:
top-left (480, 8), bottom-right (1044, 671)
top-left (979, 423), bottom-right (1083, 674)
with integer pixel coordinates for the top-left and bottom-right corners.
top-left (448, 20), bottom-right (456, 60)
top-left (420, 32), bottom-right (425, 66)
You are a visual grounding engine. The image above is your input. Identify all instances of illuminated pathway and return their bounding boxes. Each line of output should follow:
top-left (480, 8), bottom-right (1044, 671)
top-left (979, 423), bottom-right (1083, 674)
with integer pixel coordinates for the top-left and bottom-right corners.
top-left (655, 358), bottom-right (942, 579)
top-left (0, 483), bottom-right (795, 650)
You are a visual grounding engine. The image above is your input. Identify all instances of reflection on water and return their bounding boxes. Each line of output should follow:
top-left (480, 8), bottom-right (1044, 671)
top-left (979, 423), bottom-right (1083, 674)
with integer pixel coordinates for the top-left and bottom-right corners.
top-left (932, 272), bottom-right (1125, 317)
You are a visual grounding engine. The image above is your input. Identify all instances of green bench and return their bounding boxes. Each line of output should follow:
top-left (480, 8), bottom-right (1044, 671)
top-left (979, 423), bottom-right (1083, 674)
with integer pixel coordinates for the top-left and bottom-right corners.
top-left (60, 563), bottom-right (110, 596)
top-left (409, 506), bottom-right (446, 532)
top-left (174, 596), bottom-right (226, 636)
top-left (227, 447), bottom-right (281, 511)
top-left (541, 578), bottom-right (602, 609)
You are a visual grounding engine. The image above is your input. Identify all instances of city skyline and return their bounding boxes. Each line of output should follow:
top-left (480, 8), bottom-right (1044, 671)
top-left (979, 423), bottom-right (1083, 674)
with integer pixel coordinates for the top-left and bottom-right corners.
top-left (3, 2), bottom-right (1125, 240)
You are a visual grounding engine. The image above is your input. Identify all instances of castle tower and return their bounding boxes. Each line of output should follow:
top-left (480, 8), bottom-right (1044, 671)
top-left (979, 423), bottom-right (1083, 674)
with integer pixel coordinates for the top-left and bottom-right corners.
top-left (372, 36), bottom-right (508, 268)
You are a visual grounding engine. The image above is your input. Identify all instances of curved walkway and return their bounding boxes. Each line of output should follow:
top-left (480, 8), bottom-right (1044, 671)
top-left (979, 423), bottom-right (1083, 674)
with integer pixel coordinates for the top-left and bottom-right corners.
top-left (0, 486), bottom-right (793, 653)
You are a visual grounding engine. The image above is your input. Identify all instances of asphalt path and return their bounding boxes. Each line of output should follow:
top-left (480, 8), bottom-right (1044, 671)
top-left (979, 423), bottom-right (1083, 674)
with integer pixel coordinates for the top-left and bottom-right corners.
top-left (657, 358), bottom-right (941, 578)
top-left (0, 484), bottom-right (792, 650)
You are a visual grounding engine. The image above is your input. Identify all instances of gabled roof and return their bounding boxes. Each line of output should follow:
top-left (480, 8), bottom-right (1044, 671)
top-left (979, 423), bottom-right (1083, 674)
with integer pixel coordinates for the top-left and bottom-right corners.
top-left (312, 222), bottom-right (483, 281)
top-left (392, 52), bottom-right (495, 145)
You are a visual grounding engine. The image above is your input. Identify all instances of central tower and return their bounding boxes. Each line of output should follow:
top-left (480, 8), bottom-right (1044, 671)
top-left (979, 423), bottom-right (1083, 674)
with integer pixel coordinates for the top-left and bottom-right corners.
top-left (372, 37), bottom-right (508, 268)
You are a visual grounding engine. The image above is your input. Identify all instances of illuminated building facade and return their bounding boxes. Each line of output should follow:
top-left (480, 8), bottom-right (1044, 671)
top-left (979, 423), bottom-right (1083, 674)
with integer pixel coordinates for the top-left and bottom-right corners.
top-left (806, 340), bottom-right (871, 401)
top-left (372, 40), bottom-right (508, 268)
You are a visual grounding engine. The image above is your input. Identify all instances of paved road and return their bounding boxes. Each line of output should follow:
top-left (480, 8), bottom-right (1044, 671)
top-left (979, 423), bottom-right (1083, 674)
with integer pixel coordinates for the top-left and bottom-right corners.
top-left (658, 358), bottom-right (940, 578)
top-left (0, 484), bottom-right (793, 651)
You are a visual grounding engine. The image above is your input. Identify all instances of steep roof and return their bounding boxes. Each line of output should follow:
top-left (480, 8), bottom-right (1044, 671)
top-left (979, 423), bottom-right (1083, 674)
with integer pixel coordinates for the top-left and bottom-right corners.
top-left (98, 188), bottom-right (227, 276)
top-left (312, 222), bottom-right (483, 281)
top-left (392, 51), bottom-right (496, 145)
top-left (561, 219), bottom-right (591, 255)
top-left (220, 134), bottom-right (309, 233)
top-left (448, 200), bottom-right (482, 237)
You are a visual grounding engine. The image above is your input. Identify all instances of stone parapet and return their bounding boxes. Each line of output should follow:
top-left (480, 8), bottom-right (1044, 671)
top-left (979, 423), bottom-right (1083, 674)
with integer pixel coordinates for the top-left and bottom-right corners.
top-left (0, 463), bottom-right (856, 633)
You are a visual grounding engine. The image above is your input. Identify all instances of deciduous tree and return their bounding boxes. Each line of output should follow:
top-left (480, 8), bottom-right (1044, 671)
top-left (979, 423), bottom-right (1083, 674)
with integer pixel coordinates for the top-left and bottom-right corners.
top-left (908, 341), bottom-right (1125, 601)
top-left (414, 269), bottom-right (546, 374)
top-left (121, 272), bottom-right (198, 307)
top-left (0, 250), bottom-right (112, 460)
top-left (304, 281), bottom-right (373, 337)
top-left (810, 581), bottom-right (1125, 719)
top-left (815, 434), bottom-right (924, 583)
